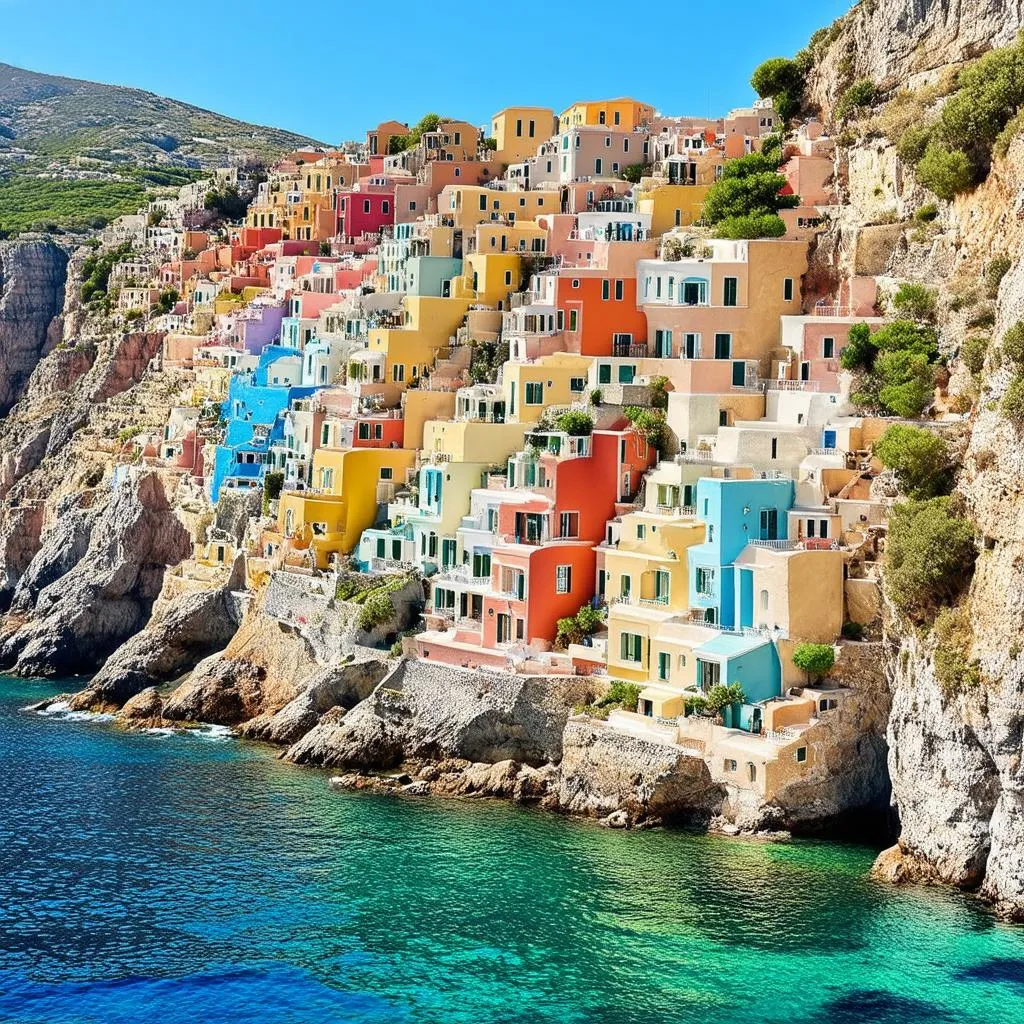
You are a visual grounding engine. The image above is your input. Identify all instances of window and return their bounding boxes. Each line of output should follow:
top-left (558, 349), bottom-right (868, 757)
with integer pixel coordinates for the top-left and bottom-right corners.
top-left (363, 199), bottom-right (371, 214)
top-left (784, 278), bottom-right (794, 301)
top-left (392, 364), bottom-right (405, 382)
top-left (654, 570), bottom-right (670, 603)
top-left (571, 278), bottom-right (580, 289)
top-left (570, 376), bottom-right (586, 392)
top-left (723, 277), bottom-right (738, 306)
top-left (525, 381), bottom-right (543, 404)
top-left (699, 659), bottom-right (721, 689)
top-left (380, 467), bottom-right (393, 480)
top-left (696, 567), bottom-right (715, 596)
top-left (605, 136), bottom-right (611, 148)
top-left (618, 364), bottom-right (635, 384)
top-left (598, 364), bottom-right (611, 384)
top-left (658, 652), bottom-right (671, 681)
top-left (556, 564), bottom-right (572, 594)
top-left (614, 279), bottom-right (624, 301)
top-left (714, 333), bottom-right (732, 359)
top-left (760, 588), bottom-right (769, 612)
top-left (595, 158), bottom-right (603, 175)
top-left (602, 279), bottom-right (610, 300)
top-left (357, 422), bottom-right (370, 440)
top-left (823, 337), bottom-right (835, 359)
top-left (382, 200), bottom-right (390, 215)
top-left (724, 759), bottom-right (738, 772)
top-left (796, 747), bottom-right (808, 763)
top-left (559, 512), bottom-right (579, 537)
top-left (820, 697), bottom-right (839, 711)
top-left (636, 523), bottom-right (646, 540)
top-left (759, 508), bottom-right (779, 540)
top-left (620, 632), bottom-right (643, 663)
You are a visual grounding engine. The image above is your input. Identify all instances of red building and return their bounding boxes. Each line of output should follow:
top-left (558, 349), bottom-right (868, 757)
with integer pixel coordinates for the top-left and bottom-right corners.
top-left (336, 188), bottom-right (396, 242)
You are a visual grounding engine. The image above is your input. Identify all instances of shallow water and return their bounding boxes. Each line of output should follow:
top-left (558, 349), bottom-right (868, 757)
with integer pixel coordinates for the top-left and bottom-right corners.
top-left (2, 676), bottom-right (1023, 1024)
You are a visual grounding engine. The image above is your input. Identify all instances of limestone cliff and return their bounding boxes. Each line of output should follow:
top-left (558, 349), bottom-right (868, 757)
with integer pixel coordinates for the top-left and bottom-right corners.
top-left (0, 239), bottom-right (68, 417)
top-left (807, 0), bottom-right (1024, 117)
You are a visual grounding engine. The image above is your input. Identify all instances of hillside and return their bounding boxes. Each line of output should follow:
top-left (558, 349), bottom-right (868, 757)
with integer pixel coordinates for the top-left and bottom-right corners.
top-left (0, 62), bottom-right (326, 234)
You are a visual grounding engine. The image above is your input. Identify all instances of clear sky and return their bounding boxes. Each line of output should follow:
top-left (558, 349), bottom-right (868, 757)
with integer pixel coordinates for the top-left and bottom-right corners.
top-left (1, 0), bottom-right (852, 143)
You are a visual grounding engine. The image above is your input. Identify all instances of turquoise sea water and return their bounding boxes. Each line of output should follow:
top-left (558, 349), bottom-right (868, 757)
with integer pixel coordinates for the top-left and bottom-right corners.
top-left (1, 677), bottom-right (1023, 1024)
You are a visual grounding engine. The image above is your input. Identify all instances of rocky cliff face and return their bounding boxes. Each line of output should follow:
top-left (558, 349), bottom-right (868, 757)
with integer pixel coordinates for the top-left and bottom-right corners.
top-left (808, 0), bottom-right (1024, 115)
top-left (0, 239), bottom-right (68, 417)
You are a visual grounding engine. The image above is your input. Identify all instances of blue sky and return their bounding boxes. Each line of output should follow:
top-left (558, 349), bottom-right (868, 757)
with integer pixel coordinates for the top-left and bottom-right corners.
top-left (1, 0), bottom-right (851, 143)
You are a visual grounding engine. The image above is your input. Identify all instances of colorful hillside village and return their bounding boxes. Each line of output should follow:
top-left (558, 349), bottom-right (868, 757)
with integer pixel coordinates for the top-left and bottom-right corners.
top-left (108, 97), bottom-right (902, 806)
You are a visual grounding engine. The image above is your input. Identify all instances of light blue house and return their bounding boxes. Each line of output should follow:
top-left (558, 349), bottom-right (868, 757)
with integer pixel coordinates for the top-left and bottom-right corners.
top-left (692, 632), bottom-right (782, 731)
top-left (406, 256), bottom-right (462, 298)
top-left (687, 477), bottom-right (795, 628)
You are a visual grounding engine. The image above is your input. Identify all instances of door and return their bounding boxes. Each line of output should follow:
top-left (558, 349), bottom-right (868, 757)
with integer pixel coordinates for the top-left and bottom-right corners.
top-left (497, 613), bottom-right (512, 645)
top-left (739, 569), bottom-right (754, 629)
top-left (823, 430), bottom-right (837, 449)
top-left (732, 361), bottom-right (746, 387)
top-left (801, 361), bottom-right (810, 381)
top-left (684, 333), bottom-right (699, 359)
top-left (714, 333), bottom-right (731, 359)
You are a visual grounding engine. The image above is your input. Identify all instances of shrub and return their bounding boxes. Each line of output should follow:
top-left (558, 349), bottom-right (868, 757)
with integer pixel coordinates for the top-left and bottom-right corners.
top-left (1001, 320), bottom-right (1024, 365)
top-left (714, 213), bottom-right (788, 239)
top-left (555, 603), bottom-right (603, 648)
top-left (873, 424), bottom-right (954, 498)
top-left (836, 79), bottom-right (878, 120)
top-left (319, 241), bottom-right (332, 256)
top-left (915, 144), bottom-right (974, 201)
top-left (358, 592), bottom-right (396, 633)
top-left (702, 152), bottom-right (799, 227)
top-left (1001, 373), bottom-right (1024, 426)
top-left (840, 323), bottom-right (877, 371)
top-left (932, 606), bottom-right (981, 698)
top-left (621, 163), bottom-right (647, 184)
top-left (841, 621), bottom-right (865, 641)
top-left (960, 335), bottom-right (989, 376)
top-left (892, 283), bottom-right (937, 322)
top-left (884, 497), bottom-right (975, 621)
top-left (648, 375), bottom-right (670, 410)
top-left (914, 203), bottom-right (939, 223)
top-left (623, 406), bottom-right (668, 450)
top-left (875, 351), bottom-right (935, 418)
top-left (896, 124), bottom-right (934, 165)
top-left (967, 305), bottom-right (996, 329)
top-left (263, 470), bottom-right (284, 501)
top-left (985, 256), bottom-right (1012, 298)
top-left (555, 410), bottom-right (593, 436)
top-left (704, 683), bottom-right (746, 717)
top-left (157, 288), bottom-right (179, 314)
top-left (589, 388), bottom-right (603, 406)
top-left (792, 643), bottom-right (836, 682)
top-left (874, 320), bottom-right (939, 360)
top-left (750, 58), bottom-right (804, 120)
top-left (578, 679), bottom-right (644, 718)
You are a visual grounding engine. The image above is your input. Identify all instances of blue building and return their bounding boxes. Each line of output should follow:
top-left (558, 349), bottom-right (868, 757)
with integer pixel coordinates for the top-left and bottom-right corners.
top-left (211, 372), bottom-right (317, 500)
top-left (692, 632), bottom-right (783, 730)
top-left (687, 477), bottom-right (794, 628)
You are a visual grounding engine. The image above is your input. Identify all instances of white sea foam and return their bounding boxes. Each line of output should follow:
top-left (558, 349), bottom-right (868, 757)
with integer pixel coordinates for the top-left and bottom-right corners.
top-left (196, 723), bottom-right (234, 740)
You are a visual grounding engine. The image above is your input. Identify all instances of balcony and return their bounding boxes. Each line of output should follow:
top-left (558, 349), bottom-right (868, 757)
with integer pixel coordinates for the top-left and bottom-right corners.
top-left (612, 340), bottom-right (648, 358)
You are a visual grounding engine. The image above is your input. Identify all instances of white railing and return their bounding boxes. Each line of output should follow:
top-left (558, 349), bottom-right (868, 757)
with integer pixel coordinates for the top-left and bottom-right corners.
top-left (675, 449), bottom-right (716, 463)
top-left (809, 447), bottom-right (840, 456)
top-left (765, 727), bottom-right (802, 744)
top-left (750, 539), bottom-right (799, 551)
top-left (763, 379), bottom-right (820, 392)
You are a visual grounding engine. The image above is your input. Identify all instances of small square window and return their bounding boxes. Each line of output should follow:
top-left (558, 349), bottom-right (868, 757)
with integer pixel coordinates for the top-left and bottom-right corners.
top-left (796, 747), bottom-right (808, 763)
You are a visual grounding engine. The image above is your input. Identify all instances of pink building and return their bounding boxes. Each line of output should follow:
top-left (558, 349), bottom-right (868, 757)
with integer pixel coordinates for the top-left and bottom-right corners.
top-left (336, 188), bottom-right (396, 242)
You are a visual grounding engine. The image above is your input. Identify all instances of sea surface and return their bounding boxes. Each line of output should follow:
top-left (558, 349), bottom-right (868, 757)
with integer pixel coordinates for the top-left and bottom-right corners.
top-left (2, 677), bottom-right (1024, 1024)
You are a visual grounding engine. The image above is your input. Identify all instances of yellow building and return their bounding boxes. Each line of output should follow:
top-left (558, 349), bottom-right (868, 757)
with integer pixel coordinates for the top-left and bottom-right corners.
top-left (358, 295), bottom-right (472, 406)
top-left (456, 253), bottom-right (522, 309)
top-left (502, 353), bottom-right (593, 424)
top-left (636, 183), bottom-right (711, 236)
top-left (558, 98), bottom-right (655, 133)
top-left (422, 419), bottom-right (527, 465)
top-left (275, 447), bottom-right (416, 569)
top-left (603, 510), bottom-right (706, 693)
top-left (471, 220), bottom-right (549, 257)
top-left (490, 107), bottom-right (557, 163)
top-left (401, 390), bottom-right (457, 450)
top-left (440, 185), bottom-right (560, 234)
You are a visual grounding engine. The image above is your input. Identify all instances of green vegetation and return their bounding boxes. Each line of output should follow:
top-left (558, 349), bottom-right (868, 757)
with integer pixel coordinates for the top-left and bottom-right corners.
top-left (262, 470), bottom-right (284, 515)
top-left (623, 406), bottom-right (668, 450)
top-left (388, 113), bottom-right (441, 154)
top-left (555, 603), bottom-right (604, 648)
top-left (575, 680), bottom-right (644, 720)
top-left (985, 256), bottom-right (1012, 298)
top-left (320, 241), bottom-right (332, 256)
top-left (1001, 374), bottom-right (1024, 426)
top-left (204, 186), bottom-right (248, 222)
top-left (841, 621), bottom-right (865, 641)
top-left (467, 340), bottom-right (509, 385)
top-left (792, 642), bottom-right (836, 683)
top-left (960, 334), bottom-right (989, 376)
top-left (701, 151), bottom-right (799, 239)
top-left (891, 283), bottom-right (937, 323)
top-left (914, 203), bottom-right (939, 223)
top-left (932, 606), bottom-right (981, 698)
top-left (750, 57), bottom-right (804, 122)
top-left (116, 424), bottom-right (143, 445)
top-left (80, 242), bottom-right (133, 303)
top-left (915, 144), bottom-right (974, 201)
top-left (555, 410), bottom-right (594, 436)
top-left (873, 425), bottom-right (954, 499)
top-left (621, 163), bottom-right (647, 184)
top-left (647, 375), bottom-right (670, 410)
top-left (884, 497), bottom-right (976, 621)
top-left (686, 683), bottom-right (746, 719)
top-left (843, 320), bottom-right (940, 419)
top-left (157, 288), bottom-right (179, 314)
top-left (1001, 319), bottom-right (1024, 365)
top-left (358, 592), bottom-right (396, 633)
top-left (0, 176), bottom-right (146, 235)
top-left (835, 79), bottom-right (878, 121)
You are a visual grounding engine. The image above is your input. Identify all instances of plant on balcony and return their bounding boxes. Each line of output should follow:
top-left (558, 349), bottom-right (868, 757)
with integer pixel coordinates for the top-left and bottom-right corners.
top-left (792, 643), bottom-right (835, 684)
top-left (555, 410), bottom-right (593, 436)
top-left (556, 603), bottom-right (603, 648)
top-left (873, 425), bottom-right (954, 499)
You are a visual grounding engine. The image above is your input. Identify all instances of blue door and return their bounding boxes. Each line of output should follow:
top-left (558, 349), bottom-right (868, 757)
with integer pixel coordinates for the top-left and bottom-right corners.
top-left (822, 430), bottom-right (837, 449)
top-left (739, 569), bottom-right (754, 629)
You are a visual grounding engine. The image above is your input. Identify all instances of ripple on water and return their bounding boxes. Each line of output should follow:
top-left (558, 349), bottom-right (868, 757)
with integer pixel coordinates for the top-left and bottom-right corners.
top-left (2, 675), bottom-right (1023, 1024)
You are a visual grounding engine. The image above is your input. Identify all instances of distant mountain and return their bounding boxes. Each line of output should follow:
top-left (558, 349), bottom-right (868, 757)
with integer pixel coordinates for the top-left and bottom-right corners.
top-left (0, 62), bottom-right (326, 169)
